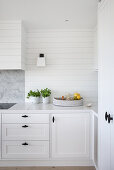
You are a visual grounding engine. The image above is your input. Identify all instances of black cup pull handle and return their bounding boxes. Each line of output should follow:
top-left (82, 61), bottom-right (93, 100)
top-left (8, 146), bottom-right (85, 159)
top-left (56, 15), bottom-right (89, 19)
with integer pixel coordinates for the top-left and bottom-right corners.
top-left (52, 116), bottom-right (55, 123)
top-left (22, 142), bottom-right (28, 146)
top-left (108, 114), bottom-right (113, 124)
top-left (22, 115), bottom-right (28, 118)
top-left (105, 112), bottom-right (109, 121)
top-left (22, 125), bottom-right (28, 128)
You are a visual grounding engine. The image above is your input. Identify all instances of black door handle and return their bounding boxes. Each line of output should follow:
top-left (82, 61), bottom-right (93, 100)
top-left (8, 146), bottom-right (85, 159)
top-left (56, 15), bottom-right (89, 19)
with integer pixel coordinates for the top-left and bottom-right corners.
top-left (22, 142), bottom-right (28, 146)
top-left (52, 116), bottom-right (55, 123)
top-left (108, 114), bottom-right (113, 124)
top-left (105, 112), bottom-right (109, 121)
top-left (22, 115), bottom-right (28, 118)
top-left (22, 125), bottom-right (28, 128)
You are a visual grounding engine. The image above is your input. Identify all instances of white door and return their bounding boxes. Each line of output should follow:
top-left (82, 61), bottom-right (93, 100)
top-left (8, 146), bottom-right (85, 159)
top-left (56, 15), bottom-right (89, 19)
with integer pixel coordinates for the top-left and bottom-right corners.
top-left (109, 0), bottom-right (114, 169)
top-left (111, 118), bottom-right (114, 170)
top-left (98, 0), bottom-right (114, 170)
top-left (51, 113), bottom-right (90, 159)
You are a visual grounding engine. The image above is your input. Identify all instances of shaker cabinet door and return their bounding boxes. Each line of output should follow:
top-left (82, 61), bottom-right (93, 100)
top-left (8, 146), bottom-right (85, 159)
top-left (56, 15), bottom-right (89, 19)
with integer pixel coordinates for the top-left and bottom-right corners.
top-left (51, 113), bottom-right (90, 159)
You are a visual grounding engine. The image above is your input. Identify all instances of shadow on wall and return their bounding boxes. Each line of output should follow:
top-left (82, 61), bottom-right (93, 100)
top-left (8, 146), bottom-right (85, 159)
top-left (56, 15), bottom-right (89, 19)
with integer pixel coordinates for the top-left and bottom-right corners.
top-left (0, 70), bottom-right (25, 103)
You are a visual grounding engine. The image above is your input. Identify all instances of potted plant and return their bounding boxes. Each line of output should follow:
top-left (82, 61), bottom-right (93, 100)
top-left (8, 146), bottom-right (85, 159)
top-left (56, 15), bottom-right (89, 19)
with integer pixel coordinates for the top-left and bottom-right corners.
top-left (27, 90), bottom-right (41, 104)
top-left (41, 88), bottom-right (51, 104)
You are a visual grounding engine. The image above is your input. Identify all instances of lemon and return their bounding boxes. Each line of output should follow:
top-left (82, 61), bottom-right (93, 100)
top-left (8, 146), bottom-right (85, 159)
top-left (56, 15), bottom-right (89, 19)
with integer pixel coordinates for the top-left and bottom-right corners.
top-left (74, 93), bottom-right (81, 100)
top-left (74, 93), bottom-right (80, 97)
top-left (77, 95), bottom-right (81, 100)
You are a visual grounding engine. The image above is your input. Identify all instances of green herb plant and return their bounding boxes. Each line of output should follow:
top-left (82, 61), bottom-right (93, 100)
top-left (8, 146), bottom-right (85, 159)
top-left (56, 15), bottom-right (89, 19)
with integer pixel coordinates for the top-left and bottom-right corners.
top-left (27, 90), bottom-right (41, 99)
top-left (41, 88), bottom-right (51, 98)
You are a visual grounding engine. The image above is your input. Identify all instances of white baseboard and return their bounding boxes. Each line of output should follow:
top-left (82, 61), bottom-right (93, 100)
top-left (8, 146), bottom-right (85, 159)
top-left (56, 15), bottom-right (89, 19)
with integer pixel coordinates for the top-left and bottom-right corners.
top-left (0, 159), bottom-right (94, 167)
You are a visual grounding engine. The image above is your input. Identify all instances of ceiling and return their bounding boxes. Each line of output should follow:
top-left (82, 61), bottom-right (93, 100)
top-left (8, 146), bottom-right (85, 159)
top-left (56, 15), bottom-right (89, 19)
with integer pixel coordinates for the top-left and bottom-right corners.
top-left (0, 0), bottom-right (97, 29)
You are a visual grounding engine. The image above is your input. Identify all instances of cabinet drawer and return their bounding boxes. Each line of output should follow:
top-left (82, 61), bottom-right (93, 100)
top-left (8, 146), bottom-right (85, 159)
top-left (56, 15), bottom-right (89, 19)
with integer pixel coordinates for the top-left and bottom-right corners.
top-left (2, 124), bottom-right (49, 140)
top-left (2, 141), bottom-right (49, 159)
top-left (2, 114), bottom-right (49, 124)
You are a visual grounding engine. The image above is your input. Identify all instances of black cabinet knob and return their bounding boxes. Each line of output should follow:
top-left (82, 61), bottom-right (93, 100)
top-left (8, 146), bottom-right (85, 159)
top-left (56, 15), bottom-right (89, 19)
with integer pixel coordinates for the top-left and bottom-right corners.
top-left (52, 116), bottom-right (55, 123)
top-left (22, 142), bottom-right (28, 146)
top-left (22, 115), bottom-right (28, 118)
top-left (105, 112), bottom-right (109, 121)
top-left (22, 125), bottom-right (28, 128)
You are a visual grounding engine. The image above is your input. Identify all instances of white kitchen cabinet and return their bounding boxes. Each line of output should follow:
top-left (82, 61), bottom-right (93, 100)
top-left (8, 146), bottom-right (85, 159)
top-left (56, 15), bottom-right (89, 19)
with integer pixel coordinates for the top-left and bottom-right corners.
top-left (0, 21), bottom-right (25, 70)
top-left (94, 115), bottom-right (98, 167)
top-left (2, 141), bottom-right (49, 159)
top-left (0, 114), bottom-right (2, 159)
top-left (2, 113), bottom-right (49, 160)
top-left (0, 110), bottom-right (94, 165)
top-left (51, 113), bottom-right (90, 159)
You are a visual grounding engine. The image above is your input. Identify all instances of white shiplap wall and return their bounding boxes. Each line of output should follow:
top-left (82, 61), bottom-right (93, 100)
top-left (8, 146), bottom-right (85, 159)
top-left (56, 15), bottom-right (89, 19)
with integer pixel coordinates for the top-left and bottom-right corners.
top-left (25, 29), bottom-right (98, 104)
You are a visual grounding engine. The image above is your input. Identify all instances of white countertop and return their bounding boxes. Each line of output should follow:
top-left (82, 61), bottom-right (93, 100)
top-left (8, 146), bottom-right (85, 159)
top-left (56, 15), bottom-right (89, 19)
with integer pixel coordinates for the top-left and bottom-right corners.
top-left (0, 103), bottom-right (98, 116)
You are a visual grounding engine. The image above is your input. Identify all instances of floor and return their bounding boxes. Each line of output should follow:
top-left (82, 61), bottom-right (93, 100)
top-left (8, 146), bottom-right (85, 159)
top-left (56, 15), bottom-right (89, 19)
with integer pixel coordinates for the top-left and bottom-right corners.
top-left (0, 167), bottom-right (96, 170)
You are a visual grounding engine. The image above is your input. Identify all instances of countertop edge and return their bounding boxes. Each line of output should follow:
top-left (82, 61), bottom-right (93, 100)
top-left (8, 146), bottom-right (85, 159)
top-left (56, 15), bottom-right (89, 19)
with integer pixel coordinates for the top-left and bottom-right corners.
top-left (0, 103), bottom-right (98, 115)
top-left (0, 109), bottom-right (97, 115)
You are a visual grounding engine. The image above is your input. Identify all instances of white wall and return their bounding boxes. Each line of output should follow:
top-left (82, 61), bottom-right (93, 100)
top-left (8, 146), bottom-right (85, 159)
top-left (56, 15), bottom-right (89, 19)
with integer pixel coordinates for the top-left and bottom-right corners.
top-left (25, 29), bottom-right (98, 105)
top-left (0, 0), bottom-right (97, 29)
top-left (93, 27), bottom-right (98, 71)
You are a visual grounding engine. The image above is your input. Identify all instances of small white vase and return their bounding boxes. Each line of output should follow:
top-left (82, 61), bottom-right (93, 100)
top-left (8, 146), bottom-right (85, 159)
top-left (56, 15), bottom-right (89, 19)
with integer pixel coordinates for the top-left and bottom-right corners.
top-left (30, 97), bottom-right (40, 104)
top-left (42, 97), bottom-right (50, 104)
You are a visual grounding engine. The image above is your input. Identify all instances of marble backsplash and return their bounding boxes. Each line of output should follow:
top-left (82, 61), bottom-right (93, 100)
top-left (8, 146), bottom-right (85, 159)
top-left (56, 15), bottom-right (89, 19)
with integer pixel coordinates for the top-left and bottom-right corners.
top-left (0, 70), bottom-right (25, 103)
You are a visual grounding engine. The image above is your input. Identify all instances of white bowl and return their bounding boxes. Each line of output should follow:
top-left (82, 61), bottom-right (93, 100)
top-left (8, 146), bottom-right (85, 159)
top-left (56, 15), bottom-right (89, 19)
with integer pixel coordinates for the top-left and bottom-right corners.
top-left (53, 98), bottom-right (83, 107)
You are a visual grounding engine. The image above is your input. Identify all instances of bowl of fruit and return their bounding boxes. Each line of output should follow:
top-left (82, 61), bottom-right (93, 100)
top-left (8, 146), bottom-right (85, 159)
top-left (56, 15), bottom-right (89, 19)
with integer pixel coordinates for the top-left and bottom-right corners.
top-left (53, 93), bottom-right (83, 107)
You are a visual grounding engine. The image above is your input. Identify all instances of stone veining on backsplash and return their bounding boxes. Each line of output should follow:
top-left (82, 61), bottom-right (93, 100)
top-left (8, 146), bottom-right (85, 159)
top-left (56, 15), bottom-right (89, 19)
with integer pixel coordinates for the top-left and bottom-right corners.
top-left (0, 70), bottom-right (25, 103)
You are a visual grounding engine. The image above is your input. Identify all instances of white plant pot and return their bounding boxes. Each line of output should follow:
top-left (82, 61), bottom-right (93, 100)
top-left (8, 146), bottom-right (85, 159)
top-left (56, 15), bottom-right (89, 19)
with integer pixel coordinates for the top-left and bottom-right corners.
top-left (42, 97), bottom-right (50, 104)
top-left (30, 97), bottom-right (40, 104)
